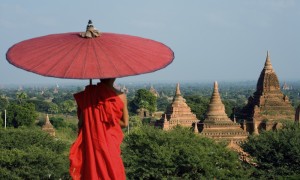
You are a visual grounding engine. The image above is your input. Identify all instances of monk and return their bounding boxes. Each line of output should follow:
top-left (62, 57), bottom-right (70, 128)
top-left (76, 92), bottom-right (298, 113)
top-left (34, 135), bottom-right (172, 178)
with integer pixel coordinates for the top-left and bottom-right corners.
top-left (69, 78), bottom-right (129, 180)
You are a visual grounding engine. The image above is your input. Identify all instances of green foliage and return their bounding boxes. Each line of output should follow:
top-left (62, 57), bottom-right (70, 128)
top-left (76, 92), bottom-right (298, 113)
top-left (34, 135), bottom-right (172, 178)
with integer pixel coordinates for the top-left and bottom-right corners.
top-left (185, 95), bottom-right (210, 120)
top-left (157, 96), bottom-right (170, 111)
top-left (52, 92), bottom-right (74, 105)
top-left (223, 99), bottom-right (236, 118)
top-left (50, 116), bottom-right (67, 129)
top-left (0, 128), bottom-right (69, 179)
top-left (130, 89), bottom-right (157, 113)
top-left (42, 91), bottom-right (54, 99)
top-left (59, 100), bottom-right (76, 116)
top-left (185, 95), bottom-right (237, 120)
top-left (0, 96), bottom-right (9, 112)
top-left (2, 102), bottom-right (37, 128)
top-left (28, 99), bottom-right (54, 113)
top-left (16, 91), bottom-right (28, 104)
top-left (129, 115), bottom-right (143, 129)
top-left (55, 126), bottom-right (78, 144)
top-left (48, 102), bottom-right (59, 114)
top-left (242, 123), bottom-right (300, 178)
top-left (0, 114), bottom-right (2, 126)
top-left (122, 126), bottom-right (251, 179)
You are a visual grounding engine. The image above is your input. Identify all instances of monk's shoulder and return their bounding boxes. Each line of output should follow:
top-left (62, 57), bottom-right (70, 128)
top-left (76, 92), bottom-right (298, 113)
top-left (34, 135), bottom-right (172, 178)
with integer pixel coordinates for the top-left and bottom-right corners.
top-left (113, 88), bottom-right (122, 95)
top-left (115, 91), bottom-right (127, 104)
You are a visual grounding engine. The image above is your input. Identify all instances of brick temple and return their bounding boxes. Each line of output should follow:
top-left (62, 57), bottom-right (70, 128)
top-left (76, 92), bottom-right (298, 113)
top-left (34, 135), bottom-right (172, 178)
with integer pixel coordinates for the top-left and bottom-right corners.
top-left (155, 51), bottom-right (297, 141)
top-left (198, 81), bottom-right (248, 143)
top-left (242, 51), bottom-right (295, 134)
top-left (158, 83), bottom-right (198, 130)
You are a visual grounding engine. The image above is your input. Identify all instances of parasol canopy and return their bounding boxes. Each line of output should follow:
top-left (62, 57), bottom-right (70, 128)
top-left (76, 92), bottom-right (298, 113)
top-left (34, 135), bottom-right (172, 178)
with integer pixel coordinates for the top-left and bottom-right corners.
top-left (6, 20), bottom-right (174, 79)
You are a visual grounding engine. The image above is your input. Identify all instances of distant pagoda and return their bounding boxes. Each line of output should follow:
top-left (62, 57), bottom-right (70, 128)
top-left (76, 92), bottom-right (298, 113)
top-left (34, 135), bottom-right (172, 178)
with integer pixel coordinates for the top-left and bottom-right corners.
top-left (149, 85), bottom-right (160, 97)
top-left (242, 51), bottom-right (295, 134)
top-left (42, 114), bottom-right (55, 136)
top-left (199, 81), bottom-right (248, 143)
top-left (282, 82), bottom-right (291, 90)
top-left (158, 83), bottom-right (198, 130)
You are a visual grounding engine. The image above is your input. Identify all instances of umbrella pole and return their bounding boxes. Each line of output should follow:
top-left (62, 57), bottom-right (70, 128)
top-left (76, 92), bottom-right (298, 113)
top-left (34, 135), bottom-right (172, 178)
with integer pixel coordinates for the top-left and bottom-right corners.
top-left (89, 79), bottom-right (92, 85)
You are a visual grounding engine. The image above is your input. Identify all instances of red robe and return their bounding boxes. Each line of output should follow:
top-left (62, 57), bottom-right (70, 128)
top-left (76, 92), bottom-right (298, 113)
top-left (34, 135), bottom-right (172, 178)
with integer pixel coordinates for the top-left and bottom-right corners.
top-left (69, 83), bottom-right (126, 180)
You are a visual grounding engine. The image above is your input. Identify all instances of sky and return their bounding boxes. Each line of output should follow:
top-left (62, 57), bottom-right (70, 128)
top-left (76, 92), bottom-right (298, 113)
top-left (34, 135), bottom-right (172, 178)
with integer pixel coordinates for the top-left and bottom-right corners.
top-left (1, 0), bottom-right (300, 85)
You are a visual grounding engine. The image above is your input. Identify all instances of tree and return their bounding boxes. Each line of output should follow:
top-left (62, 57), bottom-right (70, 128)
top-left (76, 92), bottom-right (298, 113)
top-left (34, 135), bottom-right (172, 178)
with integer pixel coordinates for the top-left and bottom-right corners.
top-left (42, 91), bottom-right (54, 99)
top-left (3, 102), bottom-right (37, 128)
top-left (157, 96), bottom-right (170, 111)
top-left (0, 96), bottom-right (9, 112)
top-left (185, 95), bottom-right (210, 120)
top-left (49, 116), bottom-right (67, 129)
top-left (128, 115), bottom-right (143, 132)
top-left (130, 89), bottom-right (157, 114)
top-left (52, 92), bottom-right (74, 105)
top-left (28, 99), bottom-right (52, 113)
top-left (48, 102), bottom-right (59, 114)
top-left (0, 127), bottom-right (69, 179)
top-left (16, 92), bottom-right (28, 104)
top-left (122, 126), bottom-right (252, 179)
top-left (59, 100), bottom-right (76, 116)
top-left (223, 99), bottom-right (236, 118)
top-left (242, 123), bottom-right (300, 179)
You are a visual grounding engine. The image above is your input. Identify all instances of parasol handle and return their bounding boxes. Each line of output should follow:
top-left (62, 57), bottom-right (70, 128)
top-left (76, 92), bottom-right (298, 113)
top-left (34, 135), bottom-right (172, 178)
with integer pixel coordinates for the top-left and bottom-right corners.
top-left (89, 79), bottom-right (92, 85)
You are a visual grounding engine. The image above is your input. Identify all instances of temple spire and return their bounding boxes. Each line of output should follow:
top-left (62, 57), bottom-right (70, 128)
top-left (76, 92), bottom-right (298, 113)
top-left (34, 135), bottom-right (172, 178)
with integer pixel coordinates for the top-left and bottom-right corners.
top-left (214, 81), bottom-right (219, 93)
top-left (264, 51), bottom-right (273, 71)
top-left (45, 114), bottom-right (51, 124)
top-left (42, 114), bottom-right (55, 136)
top-left (175, 83), bottom-right (181, 95)
top-left (210, 81), bottom-right (222, 104)
top-left (205, 81), bottom-right (230, 121)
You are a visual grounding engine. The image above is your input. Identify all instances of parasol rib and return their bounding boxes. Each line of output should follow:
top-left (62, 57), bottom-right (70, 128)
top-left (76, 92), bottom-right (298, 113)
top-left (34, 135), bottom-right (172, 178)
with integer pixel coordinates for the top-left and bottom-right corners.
top-left (94, 38), bottom-right (136, 78)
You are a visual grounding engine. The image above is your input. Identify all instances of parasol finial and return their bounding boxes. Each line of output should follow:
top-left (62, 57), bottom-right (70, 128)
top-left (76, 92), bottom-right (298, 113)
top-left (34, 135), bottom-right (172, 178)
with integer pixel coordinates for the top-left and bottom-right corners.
top-left (80, 20), bottom-right (101, 38)
top-left (88, 20), bottom-right (92, 25)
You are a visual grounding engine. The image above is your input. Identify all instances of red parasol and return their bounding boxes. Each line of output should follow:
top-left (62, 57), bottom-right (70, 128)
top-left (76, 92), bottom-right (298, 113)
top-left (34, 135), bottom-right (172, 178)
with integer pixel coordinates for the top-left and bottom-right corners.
top-left (6, 20), bottom-right (174, 80)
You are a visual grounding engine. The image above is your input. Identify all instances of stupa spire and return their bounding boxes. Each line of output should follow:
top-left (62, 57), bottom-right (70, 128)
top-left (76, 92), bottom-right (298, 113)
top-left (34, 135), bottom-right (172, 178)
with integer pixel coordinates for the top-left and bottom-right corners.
top-left (209, 81), bottom-right (223, 105)
top-left (175, 83), bottom-right (181, 95)
top-left (214, 81), bottom-right (218, 90)
top-left (42, 114), bottom-right (55, 136)
top-left (205, 81), bottom-right (230, 121)
top-left (264, 51), bottom-right (273, 71)
top-left (45, 114), bottom-right (51, 125)
top-left (214, 81), bottom-right (220, 94)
